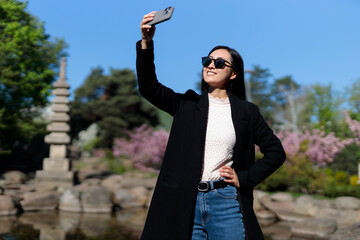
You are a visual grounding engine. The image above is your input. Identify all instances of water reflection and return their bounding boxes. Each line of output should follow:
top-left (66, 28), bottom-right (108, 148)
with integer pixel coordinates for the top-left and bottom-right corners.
top-left (0, 209), bottom-right (147, 240)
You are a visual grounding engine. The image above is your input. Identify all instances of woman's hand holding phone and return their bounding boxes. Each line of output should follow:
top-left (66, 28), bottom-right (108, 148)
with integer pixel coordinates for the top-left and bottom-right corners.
top-left (141, 12), bottom-right (156, 49)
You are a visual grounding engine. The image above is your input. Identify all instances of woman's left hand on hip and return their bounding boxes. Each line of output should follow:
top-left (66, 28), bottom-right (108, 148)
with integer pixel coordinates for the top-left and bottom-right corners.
top-left (219, 166), bottom-right (240, 188)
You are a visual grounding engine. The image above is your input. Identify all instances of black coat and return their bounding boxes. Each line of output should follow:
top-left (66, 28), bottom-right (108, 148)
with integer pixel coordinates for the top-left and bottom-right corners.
top-left (136, 40), bottom-right (286, 240)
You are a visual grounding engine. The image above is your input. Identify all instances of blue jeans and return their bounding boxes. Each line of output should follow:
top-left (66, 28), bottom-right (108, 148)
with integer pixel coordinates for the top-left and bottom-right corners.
top-left (191, 182), bottom-right (246, 240)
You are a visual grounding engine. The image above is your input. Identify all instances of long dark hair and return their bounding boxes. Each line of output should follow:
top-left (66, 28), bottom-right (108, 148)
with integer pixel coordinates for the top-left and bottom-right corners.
top-left (201, 46), bottom-right (247, 101)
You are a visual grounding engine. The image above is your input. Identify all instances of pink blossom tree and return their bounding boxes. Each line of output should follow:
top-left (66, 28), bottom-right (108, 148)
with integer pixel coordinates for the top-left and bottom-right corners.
top-left (113, 124), bottom-right (169, 173)
top-left (274, 111), bottom-right (360, 166)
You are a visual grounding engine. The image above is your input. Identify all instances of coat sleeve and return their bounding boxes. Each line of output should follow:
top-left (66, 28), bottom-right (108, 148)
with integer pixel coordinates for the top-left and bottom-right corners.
top-left (136, 40), bottom-right (182, 116)
top-left (236, 105), bottom-right (286, 190)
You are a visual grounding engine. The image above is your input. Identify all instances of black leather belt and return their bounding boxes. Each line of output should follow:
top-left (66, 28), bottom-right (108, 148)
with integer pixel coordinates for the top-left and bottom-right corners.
top-left (197, 180), bottom-right (228, 192)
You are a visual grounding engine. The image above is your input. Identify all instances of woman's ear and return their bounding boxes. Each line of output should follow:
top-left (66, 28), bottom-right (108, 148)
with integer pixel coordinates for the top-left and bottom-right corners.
top-left (230, 70), bottom-right (237, 80)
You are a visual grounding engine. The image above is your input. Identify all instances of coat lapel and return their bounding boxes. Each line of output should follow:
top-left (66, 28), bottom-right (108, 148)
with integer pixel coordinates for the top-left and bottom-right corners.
top-left (196, 92), bottom-right (209, 147)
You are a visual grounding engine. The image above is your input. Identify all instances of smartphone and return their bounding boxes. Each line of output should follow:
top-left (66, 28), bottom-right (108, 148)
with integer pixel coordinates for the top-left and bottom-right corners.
top-left (146, 6), bottom-right (175, 26)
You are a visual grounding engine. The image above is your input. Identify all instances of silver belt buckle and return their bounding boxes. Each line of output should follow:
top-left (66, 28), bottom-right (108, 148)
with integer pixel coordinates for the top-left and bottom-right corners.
top-left (198, 182), bottom-right (209, 192)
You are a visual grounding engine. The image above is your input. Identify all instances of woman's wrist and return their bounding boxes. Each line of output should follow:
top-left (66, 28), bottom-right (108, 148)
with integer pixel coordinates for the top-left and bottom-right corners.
top-left (141, 39), bottom-right (149, 49)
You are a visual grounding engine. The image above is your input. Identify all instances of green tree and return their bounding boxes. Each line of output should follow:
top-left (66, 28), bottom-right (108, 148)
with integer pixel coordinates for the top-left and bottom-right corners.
top-left (247, 65), bottom-right (275, 124)
top-left (0, 0), bottom-right (67, 149)
top-left (70, 67), bottom-right (159, 148)
top-left (346, 78), bottom-right (360, 121)
top-left (307, 84), bottom-right (343, 133)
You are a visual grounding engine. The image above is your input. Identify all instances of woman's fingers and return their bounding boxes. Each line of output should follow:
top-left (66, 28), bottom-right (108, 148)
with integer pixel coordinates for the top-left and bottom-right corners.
top-left (219, 166), bottom-right (240, 188)
top-left (140, 11), bottom-right (156, 45)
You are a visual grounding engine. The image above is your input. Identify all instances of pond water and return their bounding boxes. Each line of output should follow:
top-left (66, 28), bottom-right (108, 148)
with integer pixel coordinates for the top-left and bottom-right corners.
top-left (0, 209), bottom-right (147, 240)
top-left (0, 209), bottom-right (279, 240)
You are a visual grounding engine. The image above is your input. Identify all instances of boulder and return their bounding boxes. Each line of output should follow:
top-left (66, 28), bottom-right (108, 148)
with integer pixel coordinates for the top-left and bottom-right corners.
top-left (146, 189), bottom-right (154, 208)
top-left (59, 189), bottom-right (82, 212)
top-left (333, 196), bottom-right (360, 210)
top-left (253, 190), bottom-right (268, 211)
top-left (129, 186), bottom-right (149, 207)
top-left (101, 175), bottom-right (124, 194)
top-left (81, 185), bottom-right (112, 213)
top-left (270, 192), bottom-right (294, 202)
top-left (261, 221), bottom-right (292, 240)
top-left (0, 195), bottom-right (17, 216)
top-left (329, 223), bottom-right (360, 240)
top-left (335, 210), bottom-right (360, 229)
top-left (262, 196), bottom-right (311, 222)
top-left (115, 189), bottom-right (141, 208)
top-left (21, 191), bottom-right (61, 211)
top-left (256, 210), bottom-right (277, 227)
top-left (294, 195), bottom-right (318, 216)
top-left (290, 218), bottom-right (337, 239)
top-left (120, 177), bottom-right (157, 190)
top-left (2, 171), bottom-right (28, 184)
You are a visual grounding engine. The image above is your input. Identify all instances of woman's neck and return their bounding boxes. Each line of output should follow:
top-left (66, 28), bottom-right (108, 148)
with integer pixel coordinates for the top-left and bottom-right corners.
top-left (208, 88), bottom-right (228, 99)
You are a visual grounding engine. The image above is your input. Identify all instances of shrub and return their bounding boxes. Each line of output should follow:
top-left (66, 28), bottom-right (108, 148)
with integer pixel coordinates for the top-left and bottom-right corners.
top-left (327, 142), bottom-right (360, 175)
top-left (334, 170), bottom-right (349, 186)
top-left (350, 175), bottom-right (359, 186)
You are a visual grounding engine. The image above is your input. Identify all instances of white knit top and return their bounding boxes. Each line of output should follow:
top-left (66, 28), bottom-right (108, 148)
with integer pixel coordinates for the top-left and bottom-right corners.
top-left (201, 93), bottom-right (236, 181)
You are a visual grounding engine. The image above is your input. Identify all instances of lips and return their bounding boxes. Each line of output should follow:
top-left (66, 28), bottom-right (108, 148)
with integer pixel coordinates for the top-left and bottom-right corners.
top-left (207, 71), bottom-right (216, 75)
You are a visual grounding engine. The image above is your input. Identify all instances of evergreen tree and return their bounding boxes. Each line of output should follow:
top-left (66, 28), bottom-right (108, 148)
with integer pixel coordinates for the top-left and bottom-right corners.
top-left (247, 65), bottom-right (275, 124)
top-left (70, 67), bottom-right (159, 148)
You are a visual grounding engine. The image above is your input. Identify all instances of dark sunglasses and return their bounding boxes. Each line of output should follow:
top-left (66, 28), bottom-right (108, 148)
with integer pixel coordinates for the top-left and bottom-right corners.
top-left (201, 56), bottom-right (234, 69)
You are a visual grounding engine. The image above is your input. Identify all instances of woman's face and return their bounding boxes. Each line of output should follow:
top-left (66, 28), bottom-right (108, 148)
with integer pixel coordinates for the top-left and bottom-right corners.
top-left (203, 49), bottom-right (237, 90)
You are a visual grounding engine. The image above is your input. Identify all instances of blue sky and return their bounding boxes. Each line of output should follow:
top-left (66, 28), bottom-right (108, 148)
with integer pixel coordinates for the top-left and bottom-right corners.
top-left (27, 0), bottom-right (360, 98)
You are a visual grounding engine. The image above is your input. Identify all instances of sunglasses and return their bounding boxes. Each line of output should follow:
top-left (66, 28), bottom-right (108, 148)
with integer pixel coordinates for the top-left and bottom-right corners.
top-left (201, 56), bottom-right (234, 69)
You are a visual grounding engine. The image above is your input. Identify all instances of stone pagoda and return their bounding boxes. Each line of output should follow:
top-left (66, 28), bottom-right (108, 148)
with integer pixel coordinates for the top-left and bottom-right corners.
top-left (36, 57), bottom-right (74, 187)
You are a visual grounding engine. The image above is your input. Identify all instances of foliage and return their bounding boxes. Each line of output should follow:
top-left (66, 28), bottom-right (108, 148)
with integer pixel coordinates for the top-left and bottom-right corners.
top-left (350, 175), bottom-right (359, 186)
top-left (334, 170), bottom-right (349, 186)
top-left (328, 142), bottom-right (360, 175)
top-left (0, 0), bottom-right (67, 149)
top-left (113, 125), bottom-right (169, 173)
top-left (70, 67), bottom-right (159, 147)
top-left (306, 84), bottom-right (343, 133)
top-left (346, 78), bottom-right (360, 116)
top-left (247, 65), bottom-right (275, 123)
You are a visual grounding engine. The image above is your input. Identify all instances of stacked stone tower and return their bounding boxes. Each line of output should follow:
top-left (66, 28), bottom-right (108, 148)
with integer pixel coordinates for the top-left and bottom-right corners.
top-left (36, 57), bottom-right (73, 187)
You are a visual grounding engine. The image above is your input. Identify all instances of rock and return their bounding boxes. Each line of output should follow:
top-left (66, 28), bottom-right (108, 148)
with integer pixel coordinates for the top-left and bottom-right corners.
top-left (253, 190), bottom-right (268, 211)
top-left (81, 185), bottom-right (112, 213)
top-left (101, 175), bottom-right (124, 194)
top-left (146, 189), bottom-right (154, 208)
top-left (121, 177), bottom-right (157, 190)
top-left (2, 171), bottom-right (28, 184)
top-left (333, 196), bottom-right (360, 210)
top-left (129, 186), bottom-right (149, 207)
top-left (329, 223), bottom-right (360, 240)
top-left (261, 221), bottom-right (292, 240)
top-left (21, 191), bottom-right (61, 211)
top-left (0, 195), bottom-right (17, 216)
top-left (294, 195), bottom-right (318, 216)
top-left (59, 189), bottom-right (82, 212)
top-left (290, 218), bottom-right (337, 239)
top-left (335, 210), bottom-right (360, 229)
top-left (256, 210), bottom-right (277, 227)
top-left (262, 197), bottom-right (311, 222)
top-left (270, 192), bottom-right (294, 202)
top-left (115, 189), bottom-right (140, 208)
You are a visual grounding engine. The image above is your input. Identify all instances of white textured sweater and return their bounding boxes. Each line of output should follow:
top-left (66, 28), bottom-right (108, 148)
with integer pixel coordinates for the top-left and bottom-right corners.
top-left (201, 94), bottom-right (236, 181)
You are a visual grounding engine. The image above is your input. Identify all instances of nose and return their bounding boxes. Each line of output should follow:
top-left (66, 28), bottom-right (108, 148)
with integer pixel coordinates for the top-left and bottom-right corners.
top-left (207, 59), bottom-right (215, 69)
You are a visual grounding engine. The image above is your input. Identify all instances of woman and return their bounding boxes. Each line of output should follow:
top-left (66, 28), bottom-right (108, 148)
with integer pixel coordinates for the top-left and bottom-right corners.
top-left (137, 12), bottom-right (286, 240)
